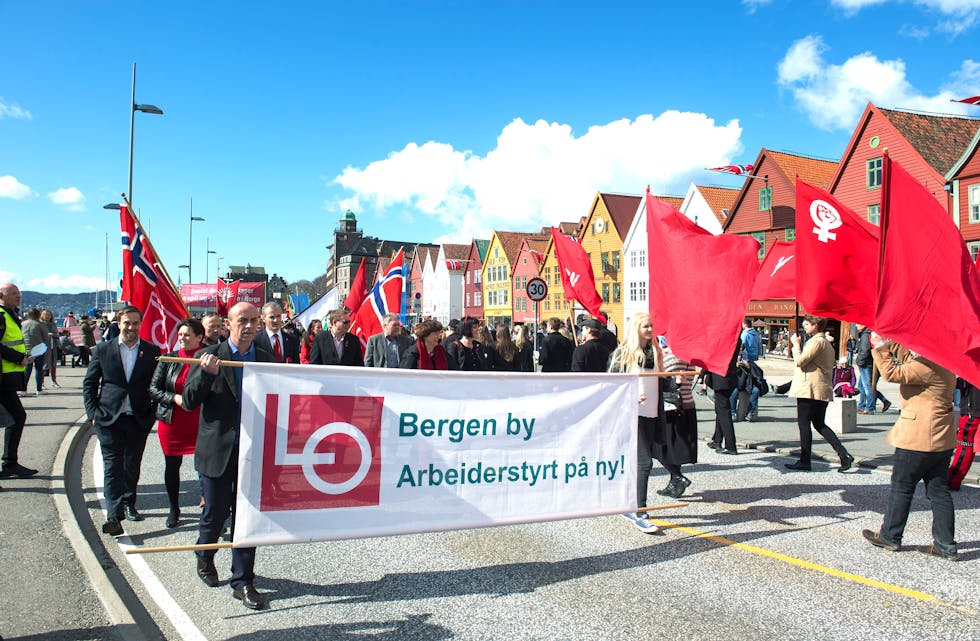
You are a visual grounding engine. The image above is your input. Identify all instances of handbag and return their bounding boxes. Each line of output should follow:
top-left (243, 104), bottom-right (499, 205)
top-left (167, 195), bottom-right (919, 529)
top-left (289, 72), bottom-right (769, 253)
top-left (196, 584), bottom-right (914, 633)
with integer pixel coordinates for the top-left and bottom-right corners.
top-left (661, 376), bottom-right (681, 408)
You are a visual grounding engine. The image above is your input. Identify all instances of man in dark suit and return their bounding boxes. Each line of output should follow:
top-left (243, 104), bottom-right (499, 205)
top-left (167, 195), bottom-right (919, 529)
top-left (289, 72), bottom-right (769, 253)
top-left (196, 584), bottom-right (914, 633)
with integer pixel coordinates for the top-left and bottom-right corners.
top-left (309, 309), bottom-right (364, 366)
top-left (183, 302), bottom-right (273, 610)
top-left (81, 306), bottom-right (161, 535)
top-left (570, 319), bottom-right (611, 373)
top-left (538, 317), bottom-right (574, 372)
top-left (252, 302), bottom-right (300, 364)
top-left (704, 341), bottom-right (741, 455)
top-left (365, 313), bottom-right (413, 368)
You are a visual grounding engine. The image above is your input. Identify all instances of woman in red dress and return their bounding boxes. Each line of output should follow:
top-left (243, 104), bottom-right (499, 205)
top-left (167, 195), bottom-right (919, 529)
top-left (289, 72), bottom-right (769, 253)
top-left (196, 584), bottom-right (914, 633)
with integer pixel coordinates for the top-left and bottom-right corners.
top-left (149, 318), bottom-right (205, 528)
top-left (299, 318), bottom-right (322, 364)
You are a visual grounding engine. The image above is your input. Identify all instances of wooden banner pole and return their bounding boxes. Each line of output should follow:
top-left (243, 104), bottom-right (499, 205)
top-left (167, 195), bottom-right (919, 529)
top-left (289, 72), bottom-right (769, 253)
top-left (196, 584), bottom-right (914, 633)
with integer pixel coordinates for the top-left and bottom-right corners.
top-left (124, 542), bottom-right (234, 555)
top-left (637, 503), bottom-right (688, 513)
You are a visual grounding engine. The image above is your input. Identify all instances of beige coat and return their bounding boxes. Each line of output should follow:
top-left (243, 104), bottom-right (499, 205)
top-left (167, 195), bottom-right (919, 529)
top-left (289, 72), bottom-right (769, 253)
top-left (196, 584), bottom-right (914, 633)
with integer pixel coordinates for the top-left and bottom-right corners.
top-left (788, 333), bottom-right (835, 402)
top-left (872, 343), bottom-right (956, 452)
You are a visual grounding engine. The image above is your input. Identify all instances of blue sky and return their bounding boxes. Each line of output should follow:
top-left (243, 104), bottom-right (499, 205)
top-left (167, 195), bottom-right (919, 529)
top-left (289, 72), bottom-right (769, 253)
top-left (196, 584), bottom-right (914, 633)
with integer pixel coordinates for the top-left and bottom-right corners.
top-left (2, 1), bottom-right (978, 292)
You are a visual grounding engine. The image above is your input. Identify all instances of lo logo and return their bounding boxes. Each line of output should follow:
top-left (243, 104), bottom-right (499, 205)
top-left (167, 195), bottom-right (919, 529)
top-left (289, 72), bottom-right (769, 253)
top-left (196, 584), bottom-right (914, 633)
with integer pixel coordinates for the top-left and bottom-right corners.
top-left (260, 394), bottom-right (383, 511)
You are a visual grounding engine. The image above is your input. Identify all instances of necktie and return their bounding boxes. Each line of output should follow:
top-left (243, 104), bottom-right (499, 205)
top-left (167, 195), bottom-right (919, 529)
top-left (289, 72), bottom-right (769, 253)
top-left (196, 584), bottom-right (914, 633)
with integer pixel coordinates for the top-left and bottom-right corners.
top-left (273, 333), bottom-right (282, 361)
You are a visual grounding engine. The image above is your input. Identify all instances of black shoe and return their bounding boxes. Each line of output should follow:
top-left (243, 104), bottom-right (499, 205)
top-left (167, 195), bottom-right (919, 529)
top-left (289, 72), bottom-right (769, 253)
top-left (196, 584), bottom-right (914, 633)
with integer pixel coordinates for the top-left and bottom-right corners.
top-left (718, 448), bottom-right (738, 455)
top-left (862, 529), bottom-right (899, 552)
top-left (915, 544), bottom-right (959, 561)
top-left (706, 441), bottom-right (721, 450)
top-left (838, 454), bottom-right (855, 473)
top-left (123, 505), bottom-right (144, 522)
top-left (0, 463), bottom-right (38, 479)
top-left (881, 400), bottom-right (892, 413)
top-left (664, 475), bottom-right (692, 498)
top-left (197, 558), bottom-right (220, 587)
top-left (166, 509), bottom-right (180, 529)
top-left (102, 520), bottom-right (124, 536)
top-left (232, 583), bottom-right (267, 610)
top-left (657, 478), bottom-right (679, 497)
top-left (784, 460), bottom-right (811, 471)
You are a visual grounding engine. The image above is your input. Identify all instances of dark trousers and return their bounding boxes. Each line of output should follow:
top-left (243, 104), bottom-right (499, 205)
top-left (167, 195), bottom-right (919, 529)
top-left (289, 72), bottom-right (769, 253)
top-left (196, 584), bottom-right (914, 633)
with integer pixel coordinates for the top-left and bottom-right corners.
top-left (711, 388), bottom-right (736, 450)
top-left (796, 398), bottom-right (849, 462)
top-left (880, 448), bottom-right (956, 556)
top-left (636, 418), bottom-right (657, 511)
top-left (197, 447), bottom-right (255, 589)
top-left (1, 389), bottom-right (28, 468)
top-left (94, 415), bottom-right (150, 520)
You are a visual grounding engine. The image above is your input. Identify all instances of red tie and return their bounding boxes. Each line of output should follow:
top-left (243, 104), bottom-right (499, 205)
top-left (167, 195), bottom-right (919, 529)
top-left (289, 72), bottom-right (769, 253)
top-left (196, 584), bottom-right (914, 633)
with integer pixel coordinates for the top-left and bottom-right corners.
top-left (272, 333), bottom-right (282, 362)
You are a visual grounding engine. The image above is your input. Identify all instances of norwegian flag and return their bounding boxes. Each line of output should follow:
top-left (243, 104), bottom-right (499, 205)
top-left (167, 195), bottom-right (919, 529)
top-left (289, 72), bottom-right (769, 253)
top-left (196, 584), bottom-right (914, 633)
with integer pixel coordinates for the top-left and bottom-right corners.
top-left (953, 96), bottom-right (980, 105)
top-left (351, 250), bottom-right (404, 348)
top-left (119, 205), bottom-right (188, 349)
top-left (528, 249), bottom-right (544, 263)
top-left (216, 278), bottom-right (241, 316)
top-left (708, 164), bottom-right (754, 175)
top-left (446, 259), bottom-right (464, 271)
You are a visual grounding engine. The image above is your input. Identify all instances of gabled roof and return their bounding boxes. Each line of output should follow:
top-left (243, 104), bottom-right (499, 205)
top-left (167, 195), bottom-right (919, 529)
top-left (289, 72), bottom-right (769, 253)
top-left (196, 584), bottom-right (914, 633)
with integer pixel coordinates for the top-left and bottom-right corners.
top-left (492, 231), bottom-right (547, 266)
top-left (600, 193), bottom-right (643, 242)
top-left (879, 106), bottom-right (980, 176)
top-left (694, 185), bottom-right (739, 224)
top-left (654, 194), bottom-right (684, 211)
top-left (558, 221), bottom-right (580, 236)
top-left (443, 243), bottom-right (470, 261)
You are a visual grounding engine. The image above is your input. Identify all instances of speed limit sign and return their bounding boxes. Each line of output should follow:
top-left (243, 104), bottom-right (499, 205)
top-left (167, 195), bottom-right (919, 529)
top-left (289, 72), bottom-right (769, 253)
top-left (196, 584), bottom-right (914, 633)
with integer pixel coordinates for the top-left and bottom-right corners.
top-left (526, 277), bottom-right (548, 302)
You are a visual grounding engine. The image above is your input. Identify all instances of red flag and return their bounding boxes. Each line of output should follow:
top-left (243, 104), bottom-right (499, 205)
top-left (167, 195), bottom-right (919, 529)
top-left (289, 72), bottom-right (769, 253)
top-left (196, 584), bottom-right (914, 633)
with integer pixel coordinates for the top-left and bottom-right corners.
top-left (118, 205), bottom-right (188, 349)
top-left (752, 240), bottom-right (796, 300)
top-left (645, 191), bottom-right (760, 373)
top-left (216, 279), bottom-right (240, 317)
top-left (707, 164), bottom-right (754, 175)
top-left (954, 96), bottom-right (980, 105)
top-left (875, 156), bottom-right (980, 387)
top-left (795, 179), bottom-right (880, 326)
top-left (549, 227), bottom-right (605, 322)
top-left (344, 259), bottom-right (368, 315)
top-left (351, 250), bottom-right (404, 348)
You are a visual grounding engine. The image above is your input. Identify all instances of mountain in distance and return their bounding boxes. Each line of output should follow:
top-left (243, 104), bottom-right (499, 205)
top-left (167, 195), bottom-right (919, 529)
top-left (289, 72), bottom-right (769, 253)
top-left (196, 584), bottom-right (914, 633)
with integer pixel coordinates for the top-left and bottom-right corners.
top-left (20, 290), bottom-right (117, 323)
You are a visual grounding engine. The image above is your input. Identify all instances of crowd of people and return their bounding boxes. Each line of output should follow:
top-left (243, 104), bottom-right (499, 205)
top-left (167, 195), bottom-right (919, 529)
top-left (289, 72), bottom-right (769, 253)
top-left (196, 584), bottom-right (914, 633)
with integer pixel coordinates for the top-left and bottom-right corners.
top-left (0, 280), bottom-right (973, 612)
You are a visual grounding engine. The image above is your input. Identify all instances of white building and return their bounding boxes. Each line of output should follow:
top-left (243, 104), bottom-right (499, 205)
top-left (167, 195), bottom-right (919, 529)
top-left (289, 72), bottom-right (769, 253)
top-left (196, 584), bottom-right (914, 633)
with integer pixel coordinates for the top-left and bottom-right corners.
top-left (425, 244), bottom-right (468, 323)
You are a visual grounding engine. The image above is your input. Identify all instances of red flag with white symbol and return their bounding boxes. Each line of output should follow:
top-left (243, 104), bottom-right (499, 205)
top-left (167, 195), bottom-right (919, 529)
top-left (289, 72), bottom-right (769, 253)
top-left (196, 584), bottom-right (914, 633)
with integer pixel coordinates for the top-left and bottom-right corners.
top-left (216, 279), bottom-right (240, 317)
top-left (550, 227), bottom-right (605, 322)
top-left (751, 240), bottom-right (796, 300)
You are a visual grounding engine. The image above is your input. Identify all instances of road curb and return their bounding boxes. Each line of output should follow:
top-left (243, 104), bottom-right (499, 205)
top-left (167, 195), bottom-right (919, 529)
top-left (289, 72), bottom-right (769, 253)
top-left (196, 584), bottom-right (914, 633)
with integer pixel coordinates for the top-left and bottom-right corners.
top-left (52, 417), bottom-right (154, 641)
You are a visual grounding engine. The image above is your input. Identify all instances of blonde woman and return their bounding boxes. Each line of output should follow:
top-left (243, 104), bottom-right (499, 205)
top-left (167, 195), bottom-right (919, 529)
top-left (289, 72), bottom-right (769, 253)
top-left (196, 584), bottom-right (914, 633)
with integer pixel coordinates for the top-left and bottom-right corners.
top-left (608, 312), bottom-right (665, 534)
top-left (512, 324), bottom-right (534, 372)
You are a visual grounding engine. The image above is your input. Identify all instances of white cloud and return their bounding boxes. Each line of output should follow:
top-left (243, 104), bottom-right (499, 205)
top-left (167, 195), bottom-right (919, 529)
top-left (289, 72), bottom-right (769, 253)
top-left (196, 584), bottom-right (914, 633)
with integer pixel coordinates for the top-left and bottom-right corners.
top-left (48, 186), bottom-right (86, 211)
top-left (0, 175), bottom-right (35, 200)
top-left (334, 113), bottom-right (744, 242)
top-left (777, 36), bottom-right (980, 130)
top-left (0, 98), bottom-right (32, 120)
top-left (24, 274), bottom-right (107, 293)
top-left (0, 270), bottom-right (19, 283)
top-left (830, 0), bottom-right (980, 34)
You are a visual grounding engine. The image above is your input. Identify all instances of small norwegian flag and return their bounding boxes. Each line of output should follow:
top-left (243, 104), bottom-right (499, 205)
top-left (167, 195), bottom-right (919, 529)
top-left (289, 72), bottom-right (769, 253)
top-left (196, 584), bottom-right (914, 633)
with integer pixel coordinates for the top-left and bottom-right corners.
top-left (707, 164), bottom-right (754, 175)
top-left (953, 96), bottom-right (980, 105)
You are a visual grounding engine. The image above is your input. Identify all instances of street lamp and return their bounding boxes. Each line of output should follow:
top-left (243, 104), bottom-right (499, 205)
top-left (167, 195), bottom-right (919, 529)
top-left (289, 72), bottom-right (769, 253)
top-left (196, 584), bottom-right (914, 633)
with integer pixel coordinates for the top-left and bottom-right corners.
top-left (188, 196), bottom-right (205, 283)
top-left (206, 238), bottom-right (217, 283)
top-left (178, 264), bottom-right (190, 286)
top-left (128, 63), bottom-right (164, 209)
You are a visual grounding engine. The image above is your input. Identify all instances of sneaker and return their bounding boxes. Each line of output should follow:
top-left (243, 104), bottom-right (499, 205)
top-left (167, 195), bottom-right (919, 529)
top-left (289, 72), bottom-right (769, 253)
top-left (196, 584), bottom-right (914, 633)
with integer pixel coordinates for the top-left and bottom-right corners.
top-left (746, 412), bottom-right (757, 422)
top-left (622, 513), bottom-right (663, 535)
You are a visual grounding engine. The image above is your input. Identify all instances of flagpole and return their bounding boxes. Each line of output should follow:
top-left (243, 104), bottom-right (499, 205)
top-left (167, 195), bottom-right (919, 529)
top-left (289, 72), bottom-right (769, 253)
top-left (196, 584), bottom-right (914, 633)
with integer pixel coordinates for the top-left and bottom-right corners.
top-left (876, 149), bottom-right (891, 295)
top-left (121, 193), bottom-right (189, 315)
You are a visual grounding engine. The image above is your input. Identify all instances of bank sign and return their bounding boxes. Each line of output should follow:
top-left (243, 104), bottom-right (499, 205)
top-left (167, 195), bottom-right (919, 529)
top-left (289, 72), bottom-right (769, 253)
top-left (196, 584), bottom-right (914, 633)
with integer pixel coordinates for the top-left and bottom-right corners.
top-left (235, 365), bottom-right (637, 546)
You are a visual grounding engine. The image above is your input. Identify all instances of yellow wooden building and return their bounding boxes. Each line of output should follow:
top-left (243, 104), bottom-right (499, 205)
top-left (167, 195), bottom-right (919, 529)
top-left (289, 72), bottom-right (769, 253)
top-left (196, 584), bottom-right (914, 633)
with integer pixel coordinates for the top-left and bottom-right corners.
top-left (480, 231), bottom-right (528, 326)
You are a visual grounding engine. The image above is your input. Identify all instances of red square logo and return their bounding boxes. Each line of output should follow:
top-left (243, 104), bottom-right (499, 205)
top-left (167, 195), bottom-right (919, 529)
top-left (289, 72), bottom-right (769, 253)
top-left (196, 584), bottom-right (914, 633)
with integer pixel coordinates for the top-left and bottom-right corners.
top-left (260, 394), bottom-right (383, 511)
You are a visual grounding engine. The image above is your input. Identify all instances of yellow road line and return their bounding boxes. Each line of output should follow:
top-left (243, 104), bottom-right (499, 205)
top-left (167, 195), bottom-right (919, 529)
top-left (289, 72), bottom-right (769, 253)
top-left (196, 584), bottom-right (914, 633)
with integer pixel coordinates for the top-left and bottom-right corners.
top-left (648, 517), bottom-right (948, 606)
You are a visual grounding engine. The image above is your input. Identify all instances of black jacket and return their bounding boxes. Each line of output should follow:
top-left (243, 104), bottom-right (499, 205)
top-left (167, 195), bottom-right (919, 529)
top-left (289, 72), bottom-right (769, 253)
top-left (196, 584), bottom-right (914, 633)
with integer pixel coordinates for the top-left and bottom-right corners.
top-left (703, 342), bottom-right (740, 392)
top-left (254, 330), bottom-right (301, 364)
top-left (82, 339), bottom-right (162, 429)
top-left (309, 331), bottom-right (364, 366)
top-left (538, 332), bottom-right (574, 372)
top-left (856, 329), bottom-right (873, 368)
top-left (149, 351), bottom-right (183, 424)
top-left (444, 339), bottom-right (489, 371)
top-left (571, 340), bottom-right (611, 373)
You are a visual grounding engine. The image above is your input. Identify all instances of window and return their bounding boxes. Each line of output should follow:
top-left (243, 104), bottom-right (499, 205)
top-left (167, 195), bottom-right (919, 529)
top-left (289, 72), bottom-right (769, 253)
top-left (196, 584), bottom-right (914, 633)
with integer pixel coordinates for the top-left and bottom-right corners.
top-left (613, 283), bottom-right (621, 303)
top-left (638, 249), bottom-right (646, 267)
top-left (502, 290), bottom-right (508, 305)
top-left (638, 281), bottom-right (647, 302)
top-left (544, 299), bottom-right (550, 312)
top-left (752, 232), bottom-right (766, 260)
top-left (554, 270), bottom-right (560, 285)
top-left (867, 204), bottom-right (880, 226)
top-left (867, 157), bottom-right (882, 189)
top-left (969, 241), bottom-right (980, 262)
top-left (784, 228), bottom-right (796, 241)
top-left (612, 252), bottom-right (620, 270)
top-left (553, 294), bottom-right (561, 310)
top-left (759, 185), bottom-right (772, 211)
top-left (629, 281), bottom-right (637, 301)
top-left (971, 185), bottom-right (980, 223)
top-left (475, 291), bottom-right (481, 306)
top-left (494, 247), bottom-right (499, 258)
top-left (601, 283), bottom-right (610, 303)
top-left (630, 250), bottom-right (637, 268)
top-left (474, 270), bottom-right (481, 284)
top-left (465, 293), bottom-right (470, 306)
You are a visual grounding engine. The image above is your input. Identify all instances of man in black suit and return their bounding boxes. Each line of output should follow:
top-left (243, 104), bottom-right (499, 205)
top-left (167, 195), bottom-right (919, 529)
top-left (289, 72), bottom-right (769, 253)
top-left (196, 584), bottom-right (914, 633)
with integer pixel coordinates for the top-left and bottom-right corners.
top-left (570, 319), bottom-right (611, 373)
top-left (81, 306), bottom-right (161, 535)
top-left (182, 302), bottom-right (272, 610)
top-left (309, 309), bottom-right (364, 366)
top-left (364, 313), bottom-right (413, 368)
top-left (252, 302), bottom-right (300, 364)
top-left (704, 341), bottom-right (741, 455)
top-left (538, 317), bottom-right (574, 372)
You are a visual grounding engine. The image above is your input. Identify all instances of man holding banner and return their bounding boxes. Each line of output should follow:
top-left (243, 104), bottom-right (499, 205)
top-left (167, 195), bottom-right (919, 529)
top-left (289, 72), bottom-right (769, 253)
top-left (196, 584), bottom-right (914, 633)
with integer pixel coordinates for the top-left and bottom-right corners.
top-left (183, 302), bottom-right (275, 610)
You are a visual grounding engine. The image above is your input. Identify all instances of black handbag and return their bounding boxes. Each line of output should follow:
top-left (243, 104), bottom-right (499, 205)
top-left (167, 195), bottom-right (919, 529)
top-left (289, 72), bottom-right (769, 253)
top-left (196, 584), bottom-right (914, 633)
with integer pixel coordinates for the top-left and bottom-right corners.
top-left (662, 376), bottom-right (681, 408)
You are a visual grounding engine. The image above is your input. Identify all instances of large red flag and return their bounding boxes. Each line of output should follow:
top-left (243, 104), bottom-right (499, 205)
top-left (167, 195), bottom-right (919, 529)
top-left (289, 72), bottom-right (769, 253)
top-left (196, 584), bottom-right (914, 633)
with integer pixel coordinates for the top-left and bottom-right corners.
top-left (344, 258), bottom-right (368, 315)
top-left (351, 250), bottom-right (404, 348)
top-left (119, 205), bottom-right (188, 349)
top-left (751, 240), bottom-right (796, 300)
top-left (645, 191), bottom-right (760, 374)
top-left (795, 179), bottom-right (880, 326)
top-left (549, 227), bottom-right (605, 322)
top-left (875, 156), bottom-right (980, 387)
top-left (216, 278), bottom-right (240, 317)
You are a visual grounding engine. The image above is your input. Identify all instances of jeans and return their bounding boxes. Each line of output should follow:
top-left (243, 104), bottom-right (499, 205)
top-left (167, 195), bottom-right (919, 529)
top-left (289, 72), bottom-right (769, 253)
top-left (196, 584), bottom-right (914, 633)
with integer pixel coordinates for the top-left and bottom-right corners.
top-left (23, 361), bottom-right (44, 393)
top-left (857, 366), bottom-right (889, 411)
top-left (879, 448), bottom-right (956, 556)
top-left (730, 386), bottom-right (760, 416)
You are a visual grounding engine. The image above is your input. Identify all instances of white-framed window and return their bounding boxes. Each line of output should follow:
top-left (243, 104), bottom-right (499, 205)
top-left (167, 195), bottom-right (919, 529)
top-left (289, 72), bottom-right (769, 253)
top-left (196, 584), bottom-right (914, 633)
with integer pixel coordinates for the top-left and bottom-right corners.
top-left (868, 204), bottom-right (880, 226)
top-left (639, 281), bottom-right (647, 302)
top-left (475, 270), bottom-right (481, 284)
top-left (638, 249), bottom-right (646, 267)
top-left (970, 185), bottom-right (980, 224)
top-left (466, 271), bottom-right (471, 284)
top-left (629, 281), bottom-right (637, 301)
top-left (475, 291), bottom-right (482, 306)
top-left (969, 241), bottom-right (980, 263)
top-left (465, 293), bottom-right (470, 306)
top-left (630, 250), bottom-right (637, 268)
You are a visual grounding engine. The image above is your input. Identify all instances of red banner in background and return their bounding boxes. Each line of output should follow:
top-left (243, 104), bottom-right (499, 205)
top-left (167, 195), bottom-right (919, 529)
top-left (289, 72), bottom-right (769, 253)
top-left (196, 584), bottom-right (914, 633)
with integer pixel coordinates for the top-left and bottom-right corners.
top-left (180, 282), bottom-right (266, 309)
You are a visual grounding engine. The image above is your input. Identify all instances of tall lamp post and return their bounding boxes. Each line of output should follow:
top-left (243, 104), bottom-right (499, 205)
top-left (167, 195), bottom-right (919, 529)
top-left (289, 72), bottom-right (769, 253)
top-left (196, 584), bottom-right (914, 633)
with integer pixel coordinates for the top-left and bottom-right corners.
top-left (128, 63), bottom-right (164, 208)
top-left (178, 264), bottom-right (190, 287)
top-left (189, 197), bottom-right (205, 283)
top-left (206, 240), bottom-right (217, 283)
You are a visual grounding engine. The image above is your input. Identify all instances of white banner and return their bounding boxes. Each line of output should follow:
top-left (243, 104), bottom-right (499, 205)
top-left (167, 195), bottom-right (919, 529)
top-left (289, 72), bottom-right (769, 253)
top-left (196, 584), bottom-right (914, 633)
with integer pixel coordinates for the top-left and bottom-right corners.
top-left (235, 364), bottom-right (638, 547)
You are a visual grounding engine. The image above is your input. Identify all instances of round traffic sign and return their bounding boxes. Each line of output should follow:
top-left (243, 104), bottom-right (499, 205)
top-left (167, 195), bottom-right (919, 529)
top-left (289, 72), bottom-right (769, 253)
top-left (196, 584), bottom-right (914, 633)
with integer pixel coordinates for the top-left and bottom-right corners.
top-left (526, 277), bottom-right (548, 302)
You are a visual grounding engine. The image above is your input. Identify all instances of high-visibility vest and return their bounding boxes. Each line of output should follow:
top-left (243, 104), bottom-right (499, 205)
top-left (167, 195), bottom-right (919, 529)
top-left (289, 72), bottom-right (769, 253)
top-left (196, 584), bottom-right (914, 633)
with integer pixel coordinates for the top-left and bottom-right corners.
top-left (1, 307), bottom-right (27, 374)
